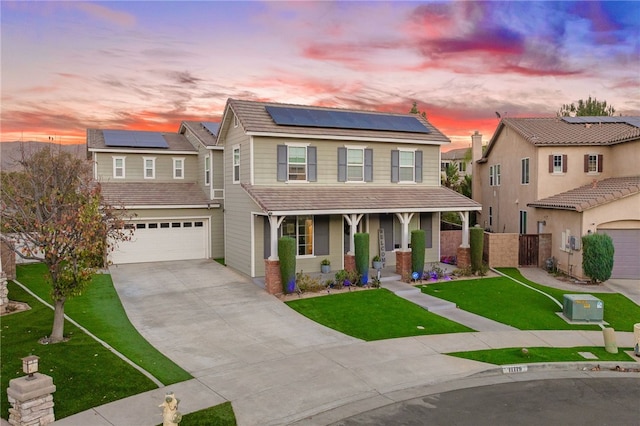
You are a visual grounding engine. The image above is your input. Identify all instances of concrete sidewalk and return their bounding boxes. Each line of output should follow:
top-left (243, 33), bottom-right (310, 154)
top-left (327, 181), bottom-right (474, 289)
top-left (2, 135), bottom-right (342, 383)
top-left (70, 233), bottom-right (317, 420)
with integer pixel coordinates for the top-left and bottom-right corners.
top-left (50, 261), bottom-right (639, 426)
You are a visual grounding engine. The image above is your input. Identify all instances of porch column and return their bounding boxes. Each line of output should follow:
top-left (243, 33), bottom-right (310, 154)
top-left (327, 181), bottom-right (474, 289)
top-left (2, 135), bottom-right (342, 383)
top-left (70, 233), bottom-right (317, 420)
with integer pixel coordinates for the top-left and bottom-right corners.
top-left (268, 214), bottom-right (286, 260)
top-left (458, 211), bottom-right (470, 248)
top-left (394, 212), bottom-right (415, 250)
top-left (343, 214), bottom-right (363, 254)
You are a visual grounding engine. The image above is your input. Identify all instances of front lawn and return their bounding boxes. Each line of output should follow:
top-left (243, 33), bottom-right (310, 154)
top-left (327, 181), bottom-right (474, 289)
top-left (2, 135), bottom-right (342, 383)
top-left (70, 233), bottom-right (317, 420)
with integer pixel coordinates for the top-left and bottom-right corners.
top-left (286, 288), bottom-right (474, 341)
top-left (448, 346), bottom-right (636, 365)
top-left (420, 269), bottom-right (640, 331)
top-left (1, 281), bottom-right (156, 419)
top-left (15, 263), bottom-right (192, 384)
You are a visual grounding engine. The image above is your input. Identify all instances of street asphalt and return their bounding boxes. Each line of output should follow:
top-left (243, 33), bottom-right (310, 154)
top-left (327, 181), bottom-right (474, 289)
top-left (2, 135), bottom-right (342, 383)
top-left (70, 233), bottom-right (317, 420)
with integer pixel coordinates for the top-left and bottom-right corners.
top-left (47, 260), bottom-right (639, 426)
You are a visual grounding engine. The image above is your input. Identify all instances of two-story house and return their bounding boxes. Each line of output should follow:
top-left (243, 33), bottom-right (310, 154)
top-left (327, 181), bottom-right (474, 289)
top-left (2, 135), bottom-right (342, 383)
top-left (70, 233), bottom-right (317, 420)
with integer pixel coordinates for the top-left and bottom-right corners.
top-left (216, 99), bottom-right (481, 285)
top-left (441, 146), bottom-right (472, 178)
top-left (472, 116), bottom-right (640, 279)
top-left (87, 121), bottom-right (224, 264)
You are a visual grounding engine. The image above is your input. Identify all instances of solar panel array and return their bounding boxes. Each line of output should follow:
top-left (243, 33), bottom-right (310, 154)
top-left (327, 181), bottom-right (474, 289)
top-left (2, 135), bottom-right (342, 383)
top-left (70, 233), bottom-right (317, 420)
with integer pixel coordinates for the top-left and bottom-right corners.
top-left (201, 122), bottom-right (220, 136)
top-left (103, 130), bottom-right (169, 149)
top-left (562, 116), bottom-right (640, 128)
top-left (265, 106), bottom-right (430, 133)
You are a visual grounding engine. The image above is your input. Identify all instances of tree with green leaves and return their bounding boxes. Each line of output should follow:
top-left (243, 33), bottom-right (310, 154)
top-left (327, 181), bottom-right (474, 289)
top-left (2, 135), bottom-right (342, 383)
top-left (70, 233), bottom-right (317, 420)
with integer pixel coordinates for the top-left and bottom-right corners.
top-left (558, 96), bottom-right (616, 117)
top-left (1, 147), bottom-right (131, 343)
top-left (582, 233), bottom-right (614, 284)
top-left (409, 101), bottom-right (427, 119)
top-left (442, 162), bottom-right (461, 192)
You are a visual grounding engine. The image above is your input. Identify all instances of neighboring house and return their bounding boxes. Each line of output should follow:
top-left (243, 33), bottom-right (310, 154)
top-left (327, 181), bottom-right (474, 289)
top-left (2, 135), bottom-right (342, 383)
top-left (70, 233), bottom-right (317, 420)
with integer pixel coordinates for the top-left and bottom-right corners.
top-left (472, 116), bottom-right (640, 279)
top-left (87, 122), bottom-right (224, 264)
top-left (441, 146), bottom-right (472, 178)
top-left (216, 99), bottom-right (480, 280)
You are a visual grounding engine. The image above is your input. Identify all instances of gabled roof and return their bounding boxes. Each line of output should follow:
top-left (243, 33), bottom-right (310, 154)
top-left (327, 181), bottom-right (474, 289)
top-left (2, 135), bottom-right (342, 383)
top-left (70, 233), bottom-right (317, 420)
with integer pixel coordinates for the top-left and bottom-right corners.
top-left (481, 116), bottom-right (640, 161)
top-left (527, 176), bottom-right (640, 212)
top-left (241, 184), bottom-right (480, 215)
top-left (442, 147), bottom-right (470, 161)
top-left (87, 129), bottom-right (197, 152)
top-left (100, 182), bottom-right (211, 207)
top-left (179, 121), bottom-right (220, 147)
top-left (219, 99), bottom-right (451, 144)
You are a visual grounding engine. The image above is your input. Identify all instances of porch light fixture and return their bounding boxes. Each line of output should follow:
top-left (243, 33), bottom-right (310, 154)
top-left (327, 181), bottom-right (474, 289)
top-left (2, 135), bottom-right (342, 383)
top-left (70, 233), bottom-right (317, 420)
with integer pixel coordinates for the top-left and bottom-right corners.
top-left (22, 355), bottom-right (39, 380)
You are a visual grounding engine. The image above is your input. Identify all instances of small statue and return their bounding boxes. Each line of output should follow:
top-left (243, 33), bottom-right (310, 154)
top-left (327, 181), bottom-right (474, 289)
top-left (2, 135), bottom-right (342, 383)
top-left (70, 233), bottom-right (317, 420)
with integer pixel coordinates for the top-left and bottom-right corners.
top-left (159, 392), bottom-right (182, 426)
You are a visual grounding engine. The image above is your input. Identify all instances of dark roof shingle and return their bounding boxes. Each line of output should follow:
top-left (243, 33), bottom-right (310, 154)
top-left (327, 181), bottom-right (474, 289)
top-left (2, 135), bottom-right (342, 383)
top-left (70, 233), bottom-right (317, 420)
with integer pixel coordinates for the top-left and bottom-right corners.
top-left (528, 176), bottom-right (640, 212)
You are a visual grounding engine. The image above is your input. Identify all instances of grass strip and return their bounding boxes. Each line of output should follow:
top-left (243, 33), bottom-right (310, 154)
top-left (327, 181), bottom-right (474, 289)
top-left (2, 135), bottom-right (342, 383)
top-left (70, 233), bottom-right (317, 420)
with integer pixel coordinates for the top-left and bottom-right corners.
top-left (286, 288), bottom-right (474, 341)
top-left (1, 281), bottom-right (156, 419)
top-left (15, 263), bottom-right (192, 385)
top-left (448, 346), bottom-right (636, 365)
top-left (157, 401), bottom-right (237, 426)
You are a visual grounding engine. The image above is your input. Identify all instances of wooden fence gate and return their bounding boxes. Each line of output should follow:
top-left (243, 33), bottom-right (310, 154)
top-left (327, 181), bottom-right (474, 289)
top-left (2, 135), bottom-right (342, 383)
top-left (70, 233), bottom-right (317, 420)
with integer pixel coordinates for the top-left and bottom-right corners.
top-left (519, 234), bottom-right (539, 266)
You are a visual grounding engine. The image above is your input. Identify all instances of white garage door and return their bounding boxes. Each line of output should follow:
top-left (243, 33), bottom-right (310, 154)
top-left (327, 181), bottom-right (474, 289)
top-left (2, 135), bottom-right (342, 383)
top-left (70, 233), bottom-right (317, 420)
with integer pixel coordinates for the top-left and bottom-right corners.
top-left (110, 219), bottom-right (208, 264)
top-left (598, 229), bottom-right (640, 279)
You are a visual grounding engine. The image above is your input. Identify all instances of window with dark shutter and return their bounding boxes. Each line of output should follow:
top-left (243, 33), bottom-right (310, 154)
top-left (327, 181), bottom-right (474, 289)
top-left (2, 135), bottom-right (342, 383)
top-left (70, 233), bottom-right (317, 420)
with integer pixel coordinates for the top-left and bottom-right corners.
top-left (415, 150), bottom-right (423, 183)
top-left (307, 146), bottom-right (317, 182)
top-left (338, 147), bottom-right (347, 182)
top-left (364, 148), bottom-right (373, 182)
top-left (277, 145), bottom-right (287, 181)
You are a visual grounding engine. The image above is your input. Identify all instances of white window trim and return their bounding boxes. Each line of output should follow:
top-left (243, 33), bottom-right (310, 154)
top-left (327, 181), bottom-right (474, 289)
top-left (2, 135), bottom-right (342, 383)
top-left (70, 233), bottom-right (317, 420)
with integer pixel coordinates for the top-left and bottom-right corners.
top-left (204, 155), bottom-right (211, 186)
top-left (280, 215), bottom-right (315, 257)
top-left (173, 157), bottom-right (185, 179)
top-left (286, 143), bottom-right (309, 183)
top-left (232, 145), bottom-right (240, 184)
top-left (398, 148), bottom-right (416, 183)
top-left (587, 154), bottom-right (599, 174)
top-left (346, 146), bottom-right (365, 182)
top-left (113, 156), bottom-right (125, 179)
top-left (552, 154), bottom-right (564, 174)
top-left (143, 157), bottom-right (156, 180)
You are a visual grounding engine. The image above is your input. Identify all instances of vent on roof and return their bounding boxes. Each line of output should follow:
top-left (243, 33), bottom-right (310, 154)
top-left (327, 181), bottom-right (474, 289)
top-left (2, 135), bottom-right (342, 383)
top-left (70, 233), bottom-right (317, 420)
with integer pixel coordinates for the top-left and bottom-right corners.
top-left (201, 122), bottom-right (220, 136)
top-left (265, 106), bottom-right (431, 133)
top-left (103, 130), bottom-right (169, 149)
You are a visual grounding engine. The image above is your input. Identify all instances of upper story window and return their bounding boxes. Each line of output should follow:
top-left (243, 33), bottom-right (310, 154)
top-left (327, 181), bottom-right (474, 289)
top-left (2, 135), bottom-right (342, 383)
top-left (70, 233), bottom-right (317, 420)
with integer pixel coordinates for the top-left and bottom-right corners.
top-left (113, 156), bottom-right (125, 179)
top-left (391, 149), bottom-right (422, 183)
top-left (338, 147), bottom-right (372, 182)
top-left (173, 157), bottom-right (184, 179)
top-left (459, 161), bottom-right (467, 173)
top-left (584, 154), bottom-right (603, 173)
top-left (521, 158), bottom-right (529, 184)
top-left (204, 156), bottom-right (211, 185)
top-left (549, 154), bottom-right (567, 174)
top-left (233, 146), bottom-right (240, 183)
top-left (489, 164), bottom-right (501, 186)
top-left (143, 157), bottom-right (155, 179)
top-left (277, 145), bottom-right (317, 182)
top-left (441, 161), bottom-right (449, 172)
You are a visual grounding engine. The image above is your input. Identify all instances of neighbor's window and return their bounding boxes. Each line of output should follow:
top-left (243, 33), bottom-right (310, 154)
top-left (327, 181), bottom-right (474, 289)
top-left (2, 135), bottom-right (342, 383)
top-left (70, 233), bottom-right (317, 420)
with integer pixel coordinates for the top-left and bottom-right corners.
top-left (489, 206), bottom-right (493, 227)
top-left (233, 146), bottom-right (240, 183)
top-left (144, 157), bottom-right (155, 179)
top-left (347, 148), bottom-right (364, 181)
top-left (281, 215), bottom-right (314, 256)
top-left (288, 146), bottom-right (307, 181)
top-left (459, 161), bottom-right (466, 172)
top-left (490, 164), bottom-right (501, 186)
top-left (519, 210), bottom-right (528, 234)
top-left (399, 151), bottom-right (415, 182)
top-left (173, 158), bottom-right (184, 179)
top-left (113, 156), bottom-right (125, 178)
top-left (521, 158), bottom-right (529, 184)
top-left (204, 156), bottom-right (211, 185)
top-left (553, 155), bottom-right (563, 173)
top-left (587, 154), bottom-right (600, 173)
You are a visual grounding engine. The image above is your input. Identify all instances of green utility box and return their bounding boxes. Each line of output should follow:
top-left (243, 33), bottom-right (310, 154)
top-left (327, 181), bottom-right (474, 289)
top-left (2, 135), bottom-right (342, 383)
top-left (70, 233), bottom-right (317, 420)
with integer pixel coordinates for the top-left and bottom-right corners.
top-left (563, 294), bottom-right (604, 321)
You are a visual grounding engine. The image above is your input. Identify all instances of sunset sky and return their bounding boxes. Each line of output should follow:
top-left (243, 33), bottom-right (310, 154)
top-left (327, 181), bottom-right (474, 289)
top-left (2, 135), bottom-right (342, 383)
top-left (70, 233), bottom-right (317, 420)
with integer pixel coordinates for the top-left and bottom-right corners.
top-left (2, 1), bottom-right (639, 149)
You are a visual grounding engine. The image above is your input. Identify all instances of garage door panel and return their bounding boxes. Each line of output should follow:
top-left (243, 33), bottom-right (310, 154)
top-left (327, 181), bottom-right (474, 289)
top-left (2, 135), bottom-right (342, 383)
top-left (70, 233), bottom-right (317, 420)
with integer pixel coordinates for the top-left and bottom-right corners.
top-left (110, 220), bottom-right (208, 264)
top-left (598, 229), bottom-right (640, 279)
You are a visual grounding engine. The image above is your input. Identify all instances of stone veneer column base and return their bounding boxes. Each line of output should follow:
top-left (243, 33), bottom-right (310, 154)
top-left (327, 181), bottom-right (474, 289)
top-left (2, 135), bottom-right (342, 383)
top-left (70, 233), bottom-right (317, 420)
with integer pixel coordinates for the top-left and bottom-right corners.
top-left (7, 373), bottom-right (56, 426)
top-left (344, 254), bottom-right (356, 272)
top-left (395, 250), bottom-right (412, 282)
top-left (264, 259), bottom-right (282, 295)
top-left (456, 247), bottom-right (471, 269)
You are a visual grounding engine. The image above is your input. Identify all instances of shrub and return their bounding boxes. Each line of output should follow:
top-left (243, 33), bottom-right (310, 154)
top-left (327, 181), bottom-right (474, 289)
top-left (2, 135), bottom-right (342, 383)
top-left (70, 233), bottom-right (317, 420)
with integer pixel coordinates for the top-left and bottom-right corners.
top-left (411, 229), bottom-right (425, 276)
top-left (470, 226), bottom-right (484, 273)
top-left (278, 237), bottom-right (296, 293)
top-left (295, 272), bottom-right (326, 293)
top-left (354, 233), bottom-right (369, 285)
top-left (582, 233), bottom-right (614, 283)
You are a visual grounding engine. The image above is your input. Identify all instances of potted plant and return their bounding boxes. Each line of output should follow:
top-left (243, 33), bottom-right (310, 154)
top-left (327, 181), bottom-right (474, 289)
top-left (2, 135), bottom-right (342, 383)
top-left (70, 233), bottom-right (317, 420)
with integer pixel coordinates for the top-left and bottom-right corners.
top-left (320, 258), bottom-right (331, 274)
top-left (372, 255), bottom-right (383, 270)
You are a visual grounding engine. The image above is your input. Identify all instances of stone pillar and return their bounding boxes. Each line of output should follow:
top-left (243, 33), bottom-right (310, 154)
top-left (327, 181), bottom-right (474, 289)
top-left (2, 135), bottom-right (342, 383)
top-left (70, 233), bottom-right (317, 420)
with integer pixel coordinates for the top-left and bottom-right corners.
top-left (7, 373), bottom-right (56, 426)
top-left (0, 272), bottom-right (8, 315)
top-left (395, 250), bottom-right (412, 281)
top-left (457, 247), bottom-right (471, 268)
top-left (344, 254), bottom-right (356, 273)
top-left (264, 259), bottom-right (282, 295)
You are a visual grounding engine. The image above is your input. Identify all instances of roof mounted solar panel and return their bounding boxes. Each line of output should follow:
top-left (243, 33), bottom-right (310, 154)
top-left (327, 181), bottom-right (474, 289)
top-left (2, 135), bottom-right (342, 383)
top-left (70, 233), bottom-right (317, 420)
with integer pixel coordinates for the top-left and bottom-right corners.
top-left (201, 122), bottom-right (220, 136)
top-left (265, 106), bottom-right (430, 133)
top-left (561, 116), bottom-right (640, 128)
top-left (103, 130), bottom-right (169, 149)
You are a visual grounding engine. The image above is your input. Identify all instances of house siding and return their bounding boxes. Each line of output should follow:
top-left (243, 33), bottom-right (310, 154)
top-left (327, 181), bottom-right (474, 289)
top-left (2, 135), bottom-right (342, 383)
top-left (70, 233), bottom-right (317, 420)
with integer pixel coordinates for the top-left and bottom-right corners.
top-left (94, 152), bottom-right (198, 182)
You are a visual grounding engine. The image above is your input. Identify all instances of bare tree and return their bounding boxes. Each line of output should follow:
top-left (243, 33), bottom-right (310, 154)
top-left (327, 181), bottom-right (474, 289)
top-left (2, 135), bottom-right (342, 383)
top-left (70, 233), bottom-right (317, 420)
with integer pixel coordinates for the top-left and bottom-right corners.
top-left (1, 146), bottom-right (131, 343)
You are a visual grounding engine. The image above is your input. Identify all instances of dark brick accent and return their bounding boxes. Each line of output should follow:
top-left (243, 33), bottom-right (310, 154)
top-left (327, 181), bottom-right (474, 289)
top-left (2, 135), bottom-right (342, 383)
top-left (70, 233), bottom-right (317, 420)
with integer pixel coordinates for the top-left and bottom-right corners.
top-left (264, 259), bottom-right (282, 295)
top-left (344, 254), bottom-right (356, 272)
top-left (395, 250), bottom-right (412, 281)
top-left (456, 247), bottom-right (471, 268)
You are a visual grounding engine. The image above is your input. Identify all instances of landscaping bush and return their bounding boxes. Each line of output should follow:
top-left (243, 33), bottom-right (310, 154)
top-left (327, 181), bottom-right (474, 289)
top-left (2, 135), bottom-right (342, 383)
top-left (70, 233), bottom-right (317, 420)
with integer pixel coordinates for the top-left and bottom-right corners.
top-left (354, 232), bottom-right (369, 285)
top-left (582, 233), bottom-right (614, 283)
top-left (278, 237), bottom-right (296, 293)
top-left (295, 272), bottom-right (325, 293)
top-left (470, 226), bottom-right (484, 272)
top-left (411, 229), bottom-right (425, 276)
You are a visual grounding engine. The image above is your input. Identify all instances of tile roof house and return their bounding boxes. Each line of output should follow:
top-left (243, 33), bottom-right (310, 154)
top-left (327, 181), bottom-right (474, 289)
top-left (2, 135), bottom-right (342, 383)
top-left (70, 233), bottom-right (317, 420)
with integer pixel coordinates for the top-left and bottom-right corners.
top-left (88, 99), bottom-right (481, 290)
top-left (472, 116), bottom-right (640, 279)
top-left (441, 146), bottom-right (472, 178)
